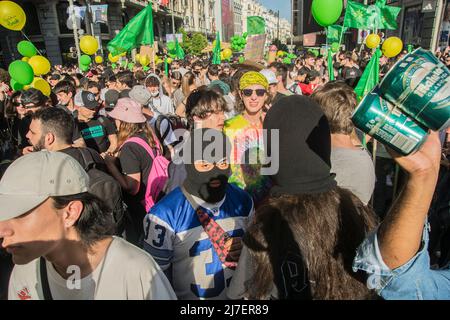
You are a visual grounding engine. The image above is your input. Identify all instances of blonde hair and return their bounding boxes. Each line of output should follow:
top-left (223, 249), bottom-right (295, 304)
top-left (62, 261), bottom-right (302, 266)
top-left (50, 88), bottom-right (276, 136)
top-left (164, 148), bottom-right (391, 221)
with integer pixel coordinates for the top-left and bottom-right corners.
top-left (181, 72), bottom-right (196, 97)
top-left (117, 121), bottom-right (159, 151)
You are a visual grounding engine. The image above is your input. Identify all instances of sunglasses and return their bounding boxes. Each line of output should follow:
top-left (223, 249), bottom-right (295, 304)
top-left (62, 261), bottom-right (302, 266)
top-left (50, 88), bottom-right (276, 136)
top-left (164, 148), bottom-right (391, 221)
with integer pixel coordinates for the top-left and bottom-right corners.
top-left (241, 89), bottom-right (267, 97)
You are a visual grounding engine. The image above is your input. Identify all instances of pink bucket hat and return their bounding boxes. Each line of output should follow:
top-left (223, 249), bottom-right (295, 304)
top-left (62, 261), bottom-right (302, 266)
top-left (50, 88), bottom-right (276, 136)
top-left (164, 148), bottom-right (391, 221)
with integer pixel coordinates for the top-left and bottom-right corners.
top-left (108, 98), bottom-right (146, 124)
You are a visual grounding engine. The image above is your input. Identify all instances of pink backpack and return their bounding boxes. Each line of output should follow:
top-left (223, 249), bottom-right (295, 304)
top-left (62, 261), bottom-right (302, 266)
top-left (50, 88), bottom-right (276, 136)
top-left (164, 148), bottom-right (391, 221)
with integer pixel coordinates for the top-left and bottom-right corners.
top-left (122, 136), bottom-right (169, 212)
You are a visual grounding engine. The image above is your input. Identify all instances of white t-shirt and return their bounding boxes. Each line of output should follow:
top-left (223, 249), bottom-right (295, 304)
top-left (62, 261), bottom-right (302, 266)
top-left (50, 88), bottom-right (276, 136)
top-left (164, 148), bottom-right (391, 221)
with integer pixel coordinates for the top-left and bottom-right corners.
top-left (8, 237), bottom-right (177, 300)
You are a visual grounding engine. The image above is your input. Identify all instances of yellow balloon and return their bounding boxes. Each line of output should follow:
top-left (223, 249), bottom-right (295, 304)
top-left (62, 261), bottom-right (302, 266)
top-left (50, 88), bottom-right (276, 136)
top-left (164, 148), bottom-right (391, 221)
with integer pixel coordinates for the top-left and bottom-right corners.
top-left (222, 48), bottom-right (232, 59)
top-left (23, 85), bottom-right (30, 90)
top-left (21, 56), bottom-right (29, 62)
top-left (108, 53), bottom-right (119, 63)
top-left (31, 77), bottom-right (51, 96)
top-left (277, 50), bottom-right (285, 57)
top-left (166, 57), bottom-right (173, 64)
top-left (382, 37), bottom-right (403, 58)
top-left (80, 35), bottom-right (98, 55)
top-left (135, 54), bottom-right (141, 62)
top-left (0, 1), bottom-right (26, 31)
top-left (120, 52), bottom-right (127, 57)
top-left (220, 52), bottom-right (225, 61)
top-left (366, 34), bottom-right (381, 49)
top-left (94, 55), bottom-right (103, 64)
top-left (28, 55), bottom-right (51, 76)
top-left (139, 55), bottom-right (150, 66)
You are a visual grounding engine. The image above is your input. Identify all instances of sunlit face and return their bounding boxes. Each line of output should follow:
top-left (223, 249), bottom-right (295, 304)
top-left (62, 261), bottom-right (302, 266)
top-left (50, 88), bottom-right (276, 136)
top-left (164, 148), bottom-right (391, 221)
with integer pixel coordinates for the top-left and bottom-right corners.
top-left (78, 106), bottom-right (96, 120)
top-left (0, 199), bottom-right (66, 265)
top-left (56, 92), bottom-right (72, 106)
top-left (240, 84), bottom-right (267, 114)
top-left (26, 119), bottom-right (47, 152)
top-left (268, 83), bottom-right (278, 97)
top-left (147, 85), bottom-right (160, 97)
top-left (194, 110), bottom-right (226, 130)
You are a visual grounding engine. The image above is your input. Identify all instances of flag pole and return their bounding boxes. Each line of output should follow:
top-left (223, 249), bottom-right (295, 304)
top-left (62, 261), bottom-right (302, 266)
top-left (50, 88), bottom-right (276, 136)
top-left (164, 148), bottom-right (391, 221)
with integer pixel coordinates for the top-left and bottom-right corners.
top-left (69, 0), bottom-right (81, 66)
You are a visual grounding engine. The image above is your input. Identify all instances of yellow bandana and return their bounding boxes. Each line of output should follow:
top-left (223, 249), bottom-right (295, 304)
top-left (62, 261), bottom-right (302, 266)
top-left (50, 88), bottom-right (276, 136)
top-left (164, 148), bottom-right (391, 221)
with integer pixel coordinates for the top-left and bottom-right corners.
top-left (239, 71), bottom-right (269, 90)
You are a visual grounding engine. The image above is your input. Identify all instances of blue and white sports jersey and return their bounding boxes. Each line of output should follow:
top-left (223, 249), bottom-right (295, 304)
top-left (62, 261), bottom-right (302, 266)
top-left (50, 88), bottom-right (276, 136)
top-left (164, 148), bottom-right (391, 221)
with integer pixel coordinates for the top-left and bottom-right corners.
top-left (143, 184), bottom-right (254, 300)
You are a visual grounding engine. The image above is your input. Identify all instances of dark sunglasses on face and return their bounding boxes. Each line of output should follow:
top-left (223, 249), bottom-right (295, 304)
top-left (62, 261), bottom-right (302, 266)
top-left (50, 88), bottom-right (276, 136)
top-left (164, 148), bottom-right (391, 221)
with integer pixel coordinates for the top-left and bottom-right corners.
top-left (241, 89), bottom-right (267, 97)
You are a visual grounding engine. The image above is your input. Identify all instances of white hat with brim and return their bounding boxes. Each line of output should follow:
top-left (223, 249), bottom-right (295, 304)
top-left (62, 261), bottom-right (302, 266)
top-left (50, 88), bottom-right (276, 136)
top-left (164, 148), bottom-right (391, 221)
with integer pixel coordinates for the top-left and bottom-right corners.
top-left (0, 194), bottom-right (48, 222)
top-left (0, 151), bottom-right (89, 222)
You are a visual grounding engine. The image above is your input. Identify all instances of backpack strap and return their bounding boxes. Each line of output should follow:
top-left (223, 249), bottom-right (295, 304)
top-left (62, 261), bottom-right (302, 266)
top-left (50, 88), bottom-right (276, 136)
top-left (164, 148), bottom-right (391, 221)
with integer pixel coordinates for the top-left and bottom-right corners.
top-left (123, 137), bottom-right (158, 159)
top-left (155, 115), bottom-right (171, 143)
top-left (78, 148), bottom-right (96, 171)
top-left (40, 257), bottom-right (53, 300)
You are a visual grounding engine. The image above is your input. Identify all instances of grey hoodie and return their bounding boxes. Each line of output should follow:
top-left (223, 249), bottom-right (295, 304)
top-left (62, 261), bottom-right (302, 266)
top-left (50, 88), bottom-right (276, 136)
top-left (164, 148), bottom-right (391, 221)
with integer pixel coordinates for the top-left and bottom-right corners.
top-left (145, 73), bottom-right (174, 116)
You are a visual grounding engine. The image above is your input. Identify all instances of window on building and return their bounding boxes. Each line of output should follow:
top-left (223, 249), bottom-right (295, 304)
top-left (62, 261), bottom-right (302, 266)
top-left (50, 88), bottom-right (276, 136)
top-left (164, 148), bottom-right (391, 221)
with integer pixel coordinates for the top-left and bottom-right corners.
top-left (57, 2), bottom-right (86, 35)
top-left (22, 2), bottom-right (42, 36)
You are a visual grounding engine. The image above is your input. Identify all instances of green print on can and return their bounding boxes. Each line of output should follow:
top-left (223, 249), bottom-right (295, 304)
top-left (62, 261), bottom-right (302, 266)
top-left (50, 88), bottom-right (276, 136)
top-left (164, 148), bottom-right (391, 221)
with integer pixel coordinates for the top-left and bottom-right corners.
top-left (379, 48), bottom-right (450, 131)
top-left (352, 89), bottom-right (428, 155)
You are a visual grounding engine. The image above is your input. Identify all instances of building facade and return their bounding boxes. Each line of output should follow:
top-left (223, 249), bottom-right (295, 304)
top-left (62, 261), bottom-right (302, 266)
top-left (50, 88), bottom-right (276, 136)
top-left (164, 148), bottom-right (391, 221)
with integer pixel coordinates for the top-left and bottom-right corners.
top-left (0, 0), bottom-right (292, 67)
top-left (233, 0), bottom-right (243, 35)
top-left (241, 0), bottom-right (292, 46)
top-left (291, 0), bottom-right (446, 50)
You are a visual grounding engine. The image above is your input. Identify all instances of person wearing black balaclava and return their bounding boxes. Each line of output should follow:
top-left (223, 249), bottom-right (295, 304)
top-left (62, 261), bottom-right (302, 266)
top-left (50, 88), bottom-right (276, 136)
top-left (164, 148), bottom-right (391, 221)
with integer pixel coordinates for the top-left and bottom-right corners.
top-left (142, 128), bottom-right (254, 300)
top-left (228, 95), bottom-right (378, 300)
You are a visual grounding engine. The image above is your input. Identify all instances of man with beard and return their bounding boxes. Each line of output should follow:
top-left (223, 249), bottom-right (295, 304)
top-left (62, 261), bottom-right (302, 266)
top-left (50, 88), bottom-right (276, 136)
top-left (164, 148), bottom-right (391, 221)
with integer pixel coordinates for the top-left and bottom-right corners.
top-left (26, 107), bottom-right (105, 169)
top-left (143, 128), bottom-right (253, 300)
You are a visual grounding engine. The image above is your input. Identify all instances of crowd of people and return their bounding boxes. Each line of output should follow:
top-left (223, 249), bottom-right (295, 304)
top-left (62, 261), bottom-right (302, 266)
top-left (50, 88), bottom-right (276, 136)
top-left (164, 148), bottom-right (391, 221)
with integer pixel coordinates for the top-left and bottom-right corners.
top-left (0, 44), bottom-right (449, 300)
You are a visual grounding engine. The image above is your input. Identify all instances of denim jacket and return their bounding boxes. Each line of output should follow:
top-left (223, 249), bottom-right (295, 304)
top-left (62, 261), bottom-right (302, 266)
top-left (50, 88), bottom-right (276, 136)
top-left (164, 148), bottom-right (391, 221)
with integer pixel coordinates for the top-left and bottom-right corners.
top-left (352, 223), bottom-right (450, 300)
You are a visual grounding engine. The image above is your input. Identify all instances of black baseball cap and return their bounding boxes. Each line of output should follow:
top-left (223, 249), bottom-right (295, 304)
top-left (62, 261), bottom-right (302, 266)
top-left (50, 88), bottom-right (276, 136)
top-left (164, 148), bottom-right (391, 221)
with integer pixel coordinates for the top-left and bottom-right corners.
top-left (104, 89), bottom-right (120, 111)
top-left (74, 90), bottom-right (99, 109)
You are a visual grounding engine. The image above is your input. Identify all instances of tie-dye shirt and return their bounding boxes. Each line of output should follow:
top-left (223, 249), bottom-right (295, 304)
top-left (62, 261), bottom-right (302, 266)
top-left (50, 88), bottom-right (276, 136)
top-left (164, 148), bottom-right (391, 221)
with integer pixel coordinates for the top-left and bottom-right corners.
top-left (224, 114), bottom-right (272, 206)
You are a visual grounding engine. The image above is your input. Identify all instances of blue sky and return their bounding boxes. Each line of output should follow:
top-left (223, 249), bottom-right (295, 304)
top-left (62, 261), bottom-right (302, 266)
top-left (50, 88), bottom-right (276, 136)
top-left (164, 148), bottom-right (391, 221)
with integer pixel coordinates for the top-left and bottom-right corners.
top-left (259, 0), bottom-right (291, 22)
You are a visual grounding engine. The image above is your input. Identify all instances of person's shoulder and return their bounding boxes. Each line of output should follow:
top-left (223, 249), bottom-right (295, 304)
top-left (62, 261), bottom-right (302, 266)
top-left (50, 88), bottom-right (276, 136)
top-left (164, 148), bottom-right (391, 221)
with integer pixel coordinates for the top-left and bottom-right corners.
top-left (8, 259), bottom-right (41, 300)
top-left (104, 237), bottom-right (173, 291)
top-left (224, 114), bottom-right (247, 131)
top-left (121, 135), bottom-right (149, 153)
top-left (108, 237), bottom-right (159, 266)
top-left (225, 184), bottom-right (254, 214)
top-left (148, 187), bottom-right (187, 229)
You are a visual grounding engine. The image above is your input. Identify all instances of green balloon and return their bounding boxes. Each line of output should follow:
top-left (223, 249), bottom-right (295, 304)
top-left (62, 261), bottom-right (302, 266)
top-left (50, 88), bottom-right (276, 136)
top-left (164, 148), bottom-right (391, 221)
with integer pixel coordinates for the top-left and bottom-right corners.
top-left (143, 66), bottom-right (150, 71)
top-left (10, 79), bottom-right (24, 91)
top-left (128, 62), bottom-right (134, 70)
top-left (311, 0), bottom-right (343, 27)
top-left (80, 64), bottom-right (90, 72)
top-left (17, 41), bottom-right (37, 58)
top-left (283, 57), bottom-right (292, 64)
top-left (8, 60), bottom-right (34, 85)
top-left (111, 63), bottom-right (117, 69)
top-left (80, 55), bottom-right (91, 65)
top-left (238, 56), bottom-right (245, 63)
top-left (242, 32), bottom-right (248, 38)
top-left (331, 42), bottom-right (340, 53)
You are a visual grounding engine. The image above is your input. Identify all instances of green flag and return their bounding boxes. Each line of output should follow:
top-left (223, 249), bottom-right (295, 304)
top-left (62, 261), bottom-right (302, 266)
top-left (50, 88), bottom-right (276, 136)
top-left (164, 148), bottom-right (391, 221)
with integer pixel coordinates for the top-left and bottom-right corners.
top-left (344, 0), bottom-right (400, 30)
top-left (247, 16), bottom-right (265, 35)
top-left (212, 32), bottom-right (221, 65)
top-left (354, 49), bottom-right (381, 101)
top-left (164, 58), bottom-right (169, 76)
top-left (327, 49), bottom-right (334, 81)
top-left (175, 36), bottom-right (185, 60)
top-left (107, 5), bottom-right (154, 56)
top-left (327, 25), bottom-right (346, 45)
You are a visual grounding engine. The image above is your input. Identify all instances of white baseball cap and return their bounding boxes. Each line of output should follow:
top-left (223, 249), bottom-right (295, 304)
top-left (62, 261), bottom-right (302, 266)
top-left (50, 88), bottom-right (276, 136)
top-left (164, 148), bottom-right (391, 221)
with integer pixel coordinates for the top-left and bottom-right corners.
top-left (0, 151), bottom-right (89, 222)
top-left (260, 69), bottom-right (278, 85)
